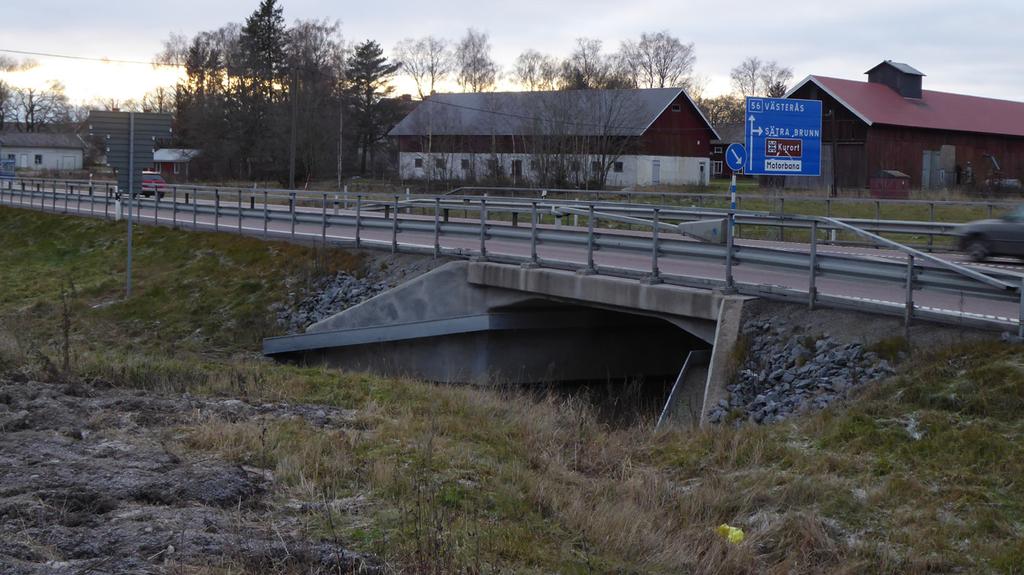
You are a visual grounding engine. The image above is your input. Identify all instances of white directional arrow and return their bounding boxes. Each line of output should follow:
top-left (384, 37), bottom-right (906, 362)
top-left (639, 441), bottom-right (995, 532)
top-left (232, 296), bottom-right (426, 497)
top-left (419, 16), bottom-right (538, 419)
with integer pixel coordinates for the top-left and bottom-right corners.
top-left (750, 126), bottom-right (763, 136)
top-left (747, 115), bottom-right (756, 171)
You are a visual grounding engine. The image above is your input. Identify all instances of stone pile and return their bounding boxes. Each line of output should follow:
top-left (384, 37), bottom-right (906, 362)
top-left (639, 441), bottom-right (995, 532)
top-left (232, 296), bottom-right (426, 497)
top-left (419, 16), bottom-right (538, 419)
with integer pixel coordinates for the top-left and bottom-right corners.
top-left (707, 318), bottom-right (896, 425)
top-left (276, 271), bottom-right (389, 333)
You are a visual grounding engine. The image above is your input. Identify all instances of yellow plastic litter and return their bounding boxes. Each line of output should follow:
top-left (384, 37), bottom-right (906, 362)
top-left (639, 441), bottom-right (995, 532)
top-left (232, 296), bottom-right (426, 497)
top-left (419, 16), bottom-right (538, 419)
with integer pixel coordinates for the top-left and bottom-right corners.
top-left (716, 523), bottom-right (745, 544)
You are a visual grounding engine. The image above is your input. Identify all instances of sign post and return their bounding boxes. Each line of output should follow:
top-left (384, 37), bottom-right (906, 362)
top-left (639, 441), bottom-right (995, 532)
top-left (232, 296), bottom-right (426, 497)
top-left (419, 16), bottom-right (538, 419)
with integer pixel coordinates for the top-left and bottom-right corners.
top-left (88, 111), bottom-right (172, 299)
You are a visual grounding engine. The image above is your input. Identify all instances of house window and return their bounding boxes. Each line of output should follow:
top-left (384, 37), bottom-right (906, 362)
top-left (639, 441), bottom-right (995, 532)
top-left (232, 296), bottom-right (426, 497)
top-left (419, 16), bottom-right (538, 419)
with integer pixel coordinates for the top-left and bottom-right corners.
top-left (173, 163), bottom-right (180, 175)
top-left (34, 154), bottom-right (43, 166)
top-left (414, 158), bottom-right (423, 168)
top-left (613, 161), bottom-right (624, 173)
top-left (486, 158), bottom-right (502, 176)
top-left (511, 159), bottom-right (523, 177)
top-left (713, 160), bottom-right (724, 175)
top-left (713, 146), bottom-right (722, 154)
top-left (434, 158), bottom-right (445, 170)
top-left (460, 159), bottom-right (471, 171)
top-left (591, 161), bottom-right (602, 172)
top-left (671, 104), bottom-right (681, 112)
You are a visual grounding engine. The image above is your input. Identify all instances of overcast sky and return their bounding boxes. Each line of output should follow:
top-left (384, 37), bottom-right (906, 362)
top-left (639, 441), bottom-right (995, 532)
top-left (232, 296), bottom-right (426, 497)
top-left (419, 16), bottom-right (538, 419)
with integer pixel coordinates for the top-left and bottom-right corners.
top-left (1, 0), bottom-right (1021, 104)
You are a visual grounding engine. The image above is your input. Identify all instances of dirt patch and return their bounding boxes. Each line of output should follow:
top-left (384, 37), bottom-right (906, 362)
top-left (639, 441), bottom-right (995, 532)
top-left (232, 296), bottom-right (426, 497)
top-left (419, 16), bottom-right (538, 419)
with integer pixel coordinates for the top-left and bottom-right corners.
top-left (0, 378), bottom-right (376, 574)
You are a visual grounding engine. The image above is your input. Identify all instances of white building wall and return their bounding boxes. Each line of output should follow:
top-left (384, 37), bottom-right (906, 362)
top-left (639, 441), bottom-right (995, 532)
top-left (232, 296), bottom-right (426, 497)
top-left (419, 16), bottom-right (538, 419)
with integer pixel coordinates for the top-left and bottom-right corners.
top-left (399, 152), bottom-right (709, 188)
top-left (1, 147), bottom-right (83, 170)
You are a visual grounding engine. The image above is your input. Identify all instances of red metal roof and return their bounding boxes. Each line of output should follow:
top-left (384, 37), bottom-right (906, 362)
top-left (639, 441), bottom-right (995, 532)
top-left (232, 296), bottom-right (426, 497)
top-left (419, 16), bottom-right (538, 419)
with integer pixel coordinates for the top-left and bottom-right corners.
top-left (793, 75), bottom-right (1024, 138)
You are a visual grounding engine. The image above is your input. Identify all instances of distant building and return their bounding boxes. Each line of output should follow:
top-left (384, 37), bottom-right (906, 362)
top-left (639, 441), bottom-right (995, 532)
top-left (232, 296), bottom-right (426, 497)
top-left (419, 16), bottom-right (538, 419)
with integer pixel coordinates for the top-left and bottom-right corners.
top-left (709, 123), bottom-right (745, 178)
top-left (388, 88), bottom-right (719, 188)
top-left (153, 148), bottom-right (201, 181)
top-left (0, 133), bottom-right (85, 171)
top-left (786, 60), bottom-right (1024, 190)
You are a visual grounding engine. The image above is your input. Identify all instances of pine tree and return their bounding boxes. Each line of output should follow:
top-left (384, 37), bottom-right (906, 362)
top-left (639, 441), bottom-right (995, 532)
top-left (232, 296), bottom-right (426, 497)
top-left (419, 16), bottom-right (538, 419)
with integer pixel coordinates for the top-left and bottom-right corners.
top-left (345, 40), bottom-right (401, 175)
top-left (236, 0), bottom-right (289, 179)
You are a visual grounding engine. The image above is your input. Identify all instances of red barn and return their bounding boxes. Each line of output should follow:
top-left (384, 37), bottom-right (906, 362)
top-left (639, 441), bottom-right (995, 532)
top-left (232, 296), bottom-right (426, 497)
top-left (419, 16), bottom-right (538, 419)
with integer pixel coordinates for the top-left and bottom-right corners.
top-left (785, 61), bottom-right (1024, 192)
top-left (388, 88), bottom-right (719, 188)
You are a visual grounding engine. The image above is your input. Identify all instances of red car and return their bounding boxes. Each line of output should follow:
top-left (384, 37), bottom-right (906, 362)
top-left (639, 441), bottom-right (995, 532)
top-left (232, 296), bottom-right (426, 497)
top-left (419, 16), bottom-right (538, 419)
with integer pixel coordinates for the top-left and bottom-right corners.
top-left (141, 171), bottom-right (167, 198)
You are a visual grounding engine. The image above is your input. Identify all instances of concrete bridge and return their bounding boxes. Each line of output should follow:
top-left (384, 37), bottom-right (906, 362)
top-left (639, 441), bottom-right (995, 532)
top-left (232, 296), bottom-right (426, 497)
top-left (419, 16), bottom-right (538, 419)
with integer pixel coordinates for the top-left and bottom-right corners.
top-left (264, 261), bottom-right (747, 426)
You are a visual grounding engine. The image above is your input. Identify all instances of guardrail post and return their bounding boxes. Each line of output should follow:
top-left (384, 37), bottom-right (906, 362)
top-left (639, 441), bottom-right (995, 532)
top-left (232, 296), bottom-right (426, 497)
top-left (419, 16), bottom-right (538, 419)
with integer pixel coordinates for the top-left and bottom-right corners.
top-left (172, 186), bottom-right (177, 228)
top-left (290, 192), bottom-right (296, 239)
top-left (524, 201), bottom-right (539, 268)
top-left (343, 185), bottom-right (349, 210)
top-left (355, 194), bottom-right (362, 249)
top-left (154, 187), bottom-right (160, 225)
top-left (322, 193), bottom-right (328, 246)
top-left (392, 195), bottom-right (400, 253)
top-left (874, 200), bottom-right (881, 222)
top-left (581, 204), bottom-right (596, 275)
top-left (808, 220), bottom-right (818, 310)
top-left (384, 204), bottom-right (390, 220)
top-left (262, 190), bottom-right (268, 239)
top-left (928, 202), bottom-right (935, 252)
top-left (237, 190), bottom-right (243, 234)
top-left (904, 254), bottom-right (914, 338)
top-left (724, 212), bottom-right (735, 292)
top-left (443, 208), bottom-right (449, 223)
top-left (512, 212), bottom-right (518, 227)
top-left (1019, 278), bottom-right (1024, 339)
top-left (987, 203), bottom-right (993, 219)
top-left (64, 182), bottom-right (69, 213)
top-left (250, 195), bottom-right (255, 210)
top-left (192, 188), bottom-right (198, 230)
top-left (433, 197), bottom-right (441, 258)
top-left (477, 198), bottom-right (488, 260)
top-left (648, 208), bottom-right (662, 284)
top-left (52, 181), bottom-right (57, 212)
top-left (214, 189), bottom-right (220, 231)
top-left (333, 193), bottom-right (339, 216)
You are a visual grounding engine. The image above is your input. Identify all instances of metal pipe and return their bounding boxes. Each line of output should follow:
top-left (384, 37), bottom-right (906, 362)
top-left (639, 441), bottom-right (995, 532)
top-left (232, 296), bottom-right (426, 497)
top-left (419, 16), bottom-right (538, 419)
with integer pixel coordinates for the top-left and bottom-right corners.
top-left (529, 201), bottom-right (539, 266)
top-left (322, 193), bottom-right (328, 246)
top-left (433, 197), bottom-right (441, 258)
top-left (583, 204), bottom-right (596, 274)
top-left (392, 195), bottom-right (399, 253)
top-left (478, 198), bottom-right (487, 259)
top-left (355, 194), bottom-right (362, 249)
top-left (650, 208), bottom-right (661, 283)
top-left (808, 220), bottom-right (818, 309)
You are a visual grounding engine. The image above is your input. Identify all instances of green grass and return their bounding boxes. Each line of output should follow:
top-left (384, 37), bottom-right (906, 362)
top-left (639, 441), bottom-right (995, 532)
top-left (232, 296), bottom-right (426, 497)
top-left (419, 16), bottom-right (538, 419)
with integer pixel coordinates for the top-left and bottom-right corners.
top-left (3, 205), bottom-right (1024, 573)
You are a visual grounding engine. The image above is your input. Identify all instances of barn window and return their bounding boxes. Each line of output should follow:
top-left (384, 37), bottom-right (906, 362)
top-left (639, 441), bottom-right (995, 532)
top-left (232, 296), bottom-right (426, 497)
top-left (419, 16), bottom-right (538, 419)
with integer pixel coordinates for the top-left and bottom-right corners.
top-left (613, 161), bottom-right (624, 173)
top-left (671, 104), bottom-right (681, 112)
top-left (34, 154), bottom-right (43, 165)
top-left (460, 159), bottom-right (470, 170)
top-left (713, 161), bottom-right (723, 175)
top-left (414, 158), bottom-right (423, 168)
top-left (434, 158), bottom-right (445, 170)
top-left (591, 161), bottom-right (603, 172)
top-left (173, 163), bottom-right (180, 175)
top-left (713, 146), bottom-right (722, 154)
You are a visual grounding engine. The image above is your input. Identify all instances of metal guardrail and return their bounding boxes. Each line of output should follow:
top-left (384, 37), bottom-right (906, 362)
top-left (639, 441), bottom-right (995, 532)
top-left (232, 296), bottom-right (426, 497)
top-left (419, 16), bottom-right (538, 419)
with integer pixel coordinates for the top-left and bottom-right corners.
top-left (3, 176), bottom-right (1022, 335)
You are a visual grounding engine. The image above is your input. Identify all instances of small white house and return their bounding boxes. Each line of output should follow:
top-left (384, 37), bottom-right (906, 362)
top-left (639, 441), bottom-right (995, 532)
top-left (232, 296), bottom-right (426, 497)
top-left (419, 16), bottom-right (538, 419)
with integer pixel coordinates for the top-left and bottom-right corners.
top-left (0, 133), bottom-right (85, 171)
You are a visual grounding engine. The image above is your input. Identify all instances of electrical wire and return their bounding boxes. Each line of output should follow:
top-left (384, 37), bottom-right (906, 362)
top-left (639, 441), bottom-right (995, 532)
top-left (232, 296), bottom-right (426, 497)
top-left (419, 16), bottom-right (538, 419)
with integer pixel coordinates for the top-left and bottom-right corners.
top-left (0, 48), bottom-right (180, 68)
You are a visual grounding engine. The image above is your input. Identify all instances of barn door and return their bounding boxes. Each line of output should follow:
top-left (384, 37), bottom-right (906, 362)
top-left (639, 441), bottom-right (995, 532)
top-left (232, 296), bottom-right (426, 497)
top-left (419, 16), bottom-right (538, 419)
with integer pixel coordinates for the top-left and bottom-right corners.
top-left (652, 159), bottom-right (661, 185)
top-left (922, 151), bottom-right (941, 190)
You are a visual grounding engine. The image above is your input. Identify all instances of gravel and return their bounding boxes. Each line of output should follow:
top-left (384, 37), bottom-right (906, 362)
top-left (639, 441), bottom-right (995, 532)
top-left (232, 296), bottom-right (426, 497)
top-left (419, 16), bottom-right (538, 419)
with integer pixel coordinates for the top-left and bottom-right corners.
top-left (707, 318), bottom-right (897, 426)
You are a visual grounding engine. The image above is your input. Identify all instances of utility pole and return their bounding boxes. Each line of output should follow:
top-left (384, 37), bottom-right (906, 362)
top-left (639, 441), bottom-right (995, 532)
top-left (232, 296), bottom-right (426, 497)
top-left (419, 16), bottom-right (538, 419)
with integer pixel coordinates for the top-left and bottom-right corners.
top-left (289, 67), bottom-right (298, 190)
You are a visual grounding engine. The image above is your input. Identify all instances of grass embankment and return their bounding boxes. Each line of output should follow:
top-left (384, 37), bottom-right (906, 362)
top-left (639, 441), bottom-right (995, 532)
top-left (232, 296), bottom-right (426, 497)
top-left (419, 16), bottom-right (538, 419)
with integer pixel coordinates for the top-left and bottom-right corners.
top-left (2, 206), bottom-right (1023, 573)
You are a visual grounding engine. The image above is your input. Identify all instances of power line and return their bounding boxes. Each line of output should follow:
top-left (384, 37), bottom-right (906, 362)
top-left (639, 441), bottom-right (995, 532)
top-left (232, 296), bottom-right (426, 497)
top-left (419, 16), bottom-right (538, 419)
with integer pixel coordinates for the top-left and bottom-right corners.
top-left (0, 48), bottom-right (180, 68)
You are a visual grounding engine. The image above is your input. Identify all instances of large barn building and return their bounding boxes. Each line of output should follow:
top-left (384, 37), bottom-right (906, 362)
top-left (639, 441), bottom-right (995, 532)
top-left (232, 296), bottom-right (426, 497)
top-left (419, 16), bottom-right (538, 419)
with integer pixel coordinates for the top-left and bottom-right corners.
top-left (785, 61), bottom-right (1024, 191)
top-left (389, 88), bottom-right (718, 188)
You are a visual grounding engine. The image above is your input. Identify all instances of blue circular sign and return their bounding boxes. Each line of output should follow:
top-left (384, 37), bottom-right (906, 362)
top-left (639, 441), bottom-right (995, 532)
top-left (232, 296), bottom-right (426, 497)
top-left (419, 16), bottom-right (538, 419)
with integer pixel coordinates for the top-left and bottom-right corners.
top-left (725, 143), bottom-right (746, 173)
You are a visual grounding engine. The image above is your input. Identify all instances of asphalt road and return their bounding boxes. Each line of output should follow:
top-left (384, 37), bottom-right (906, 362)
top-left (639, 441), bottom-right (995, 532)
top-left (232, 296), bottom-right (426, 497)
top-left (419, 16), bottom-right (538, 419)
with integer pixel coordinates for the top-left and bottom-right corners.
top-left (2, 190), bottom-right (1020, 329)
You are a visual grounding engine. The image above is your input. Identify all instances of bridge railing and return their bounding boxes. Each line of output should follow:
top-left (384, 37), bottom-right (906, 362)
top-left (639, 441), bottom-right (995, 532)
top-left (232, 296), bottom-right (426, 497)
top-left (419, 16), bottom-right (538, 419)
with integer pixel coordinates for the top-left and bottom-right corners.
top-left (2, 176), bottom-right (1021, 334)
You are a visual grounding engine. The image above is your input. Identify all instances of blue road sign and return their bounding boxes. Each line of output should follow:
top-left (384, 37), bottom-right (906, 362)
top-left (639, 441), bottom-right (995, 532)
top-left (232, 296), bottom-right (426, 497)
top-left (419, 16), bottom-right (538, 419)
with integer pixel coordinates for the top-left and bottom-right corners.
top-left (725, 143), bottom-right (746, 173)
top-left (744, 97), bottom-right (822, 177)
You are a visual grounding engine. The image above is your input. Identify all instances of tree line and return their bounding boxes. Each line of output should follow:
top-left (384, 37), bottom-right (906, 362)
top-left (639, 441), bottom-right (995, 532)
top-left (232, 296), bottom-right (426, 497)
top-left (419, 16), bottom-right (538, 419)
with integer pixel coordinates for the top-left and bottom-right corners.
top-left (0, 0), bottom-right (795, 182)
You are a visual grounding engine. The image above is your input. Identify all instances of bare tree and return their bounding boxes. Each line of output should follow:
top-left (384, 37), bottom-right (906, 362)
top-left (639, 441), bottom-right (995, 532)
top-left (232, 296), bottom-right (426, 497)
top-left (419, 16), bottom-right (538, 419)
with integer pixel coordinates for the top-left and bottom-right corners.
top-left (730, 56), bottom-right (763, 97)
top-left (0, 55), bottom-right (38, 72)
top-left (761, 61), bottom-right (794, 97)
top-left (454, 28), bottom-right (497, 92)
top-left (560, 38), bottom-right (610, 89)
top-left (15, 82), bottom-right (70, 132)
top-left (394, 36), bottom-right (452, 99)
top-left (697, 94), bottom-right (745, 126)
top-left (141, 86), bottom-right (177, 113)
top-left (155, 32), bottom-right (190, 66)
top-left (513, 49), bottom-right (559, 91)
top-left (0, 80), bottom-right (14, 131)
top-left (620, 31), bottom-right (696, 89)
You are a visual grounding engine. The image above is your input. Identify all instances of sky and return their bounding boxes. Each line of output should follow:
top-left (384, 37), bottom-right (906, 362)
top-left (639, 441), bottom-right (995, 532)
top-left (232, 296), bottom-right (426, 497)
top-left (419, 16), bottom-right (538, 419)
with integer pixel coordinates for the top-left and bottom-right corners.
top-left (1, 0), bottom-right (1021, 105)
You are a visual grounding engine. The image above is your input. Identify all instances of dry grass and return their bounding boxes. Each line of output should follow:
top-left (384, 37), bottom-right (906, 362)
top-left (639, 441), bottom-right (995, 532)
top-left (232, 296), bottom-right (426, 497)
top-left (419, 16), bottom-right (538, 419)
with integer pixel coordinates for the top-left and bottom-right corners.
top-left (4, 205), bottom-right (1024, 573)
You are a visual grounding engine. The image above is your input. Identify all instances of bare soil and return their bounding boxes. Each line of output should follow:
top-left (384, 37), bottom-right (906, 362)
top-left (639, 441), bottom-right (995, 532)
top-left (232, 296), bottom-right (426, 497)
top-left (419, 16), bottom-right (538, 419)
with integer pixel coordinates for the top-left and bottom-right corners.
top-left (0, 375), bottom-right (376, 575)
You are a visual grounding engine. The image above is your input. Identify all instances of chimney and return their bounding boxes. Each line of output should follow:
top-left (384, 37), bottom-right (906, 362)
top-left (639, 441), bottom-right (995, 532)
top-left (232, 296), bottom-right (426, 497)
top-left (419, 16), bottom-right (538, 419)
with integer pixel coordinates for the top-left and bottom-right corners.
top-left (865, 60), bottom-right (924, 99)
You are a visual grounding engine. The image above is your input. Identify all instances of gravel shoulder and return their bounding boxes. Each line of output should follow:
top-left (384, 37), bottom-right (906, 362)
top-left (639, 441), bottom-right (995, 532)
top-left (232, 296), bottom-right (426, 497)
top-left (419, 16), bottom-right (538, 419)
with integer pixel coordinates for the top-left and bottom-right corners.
top-left (0, 376), bottom-right (376, 575)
